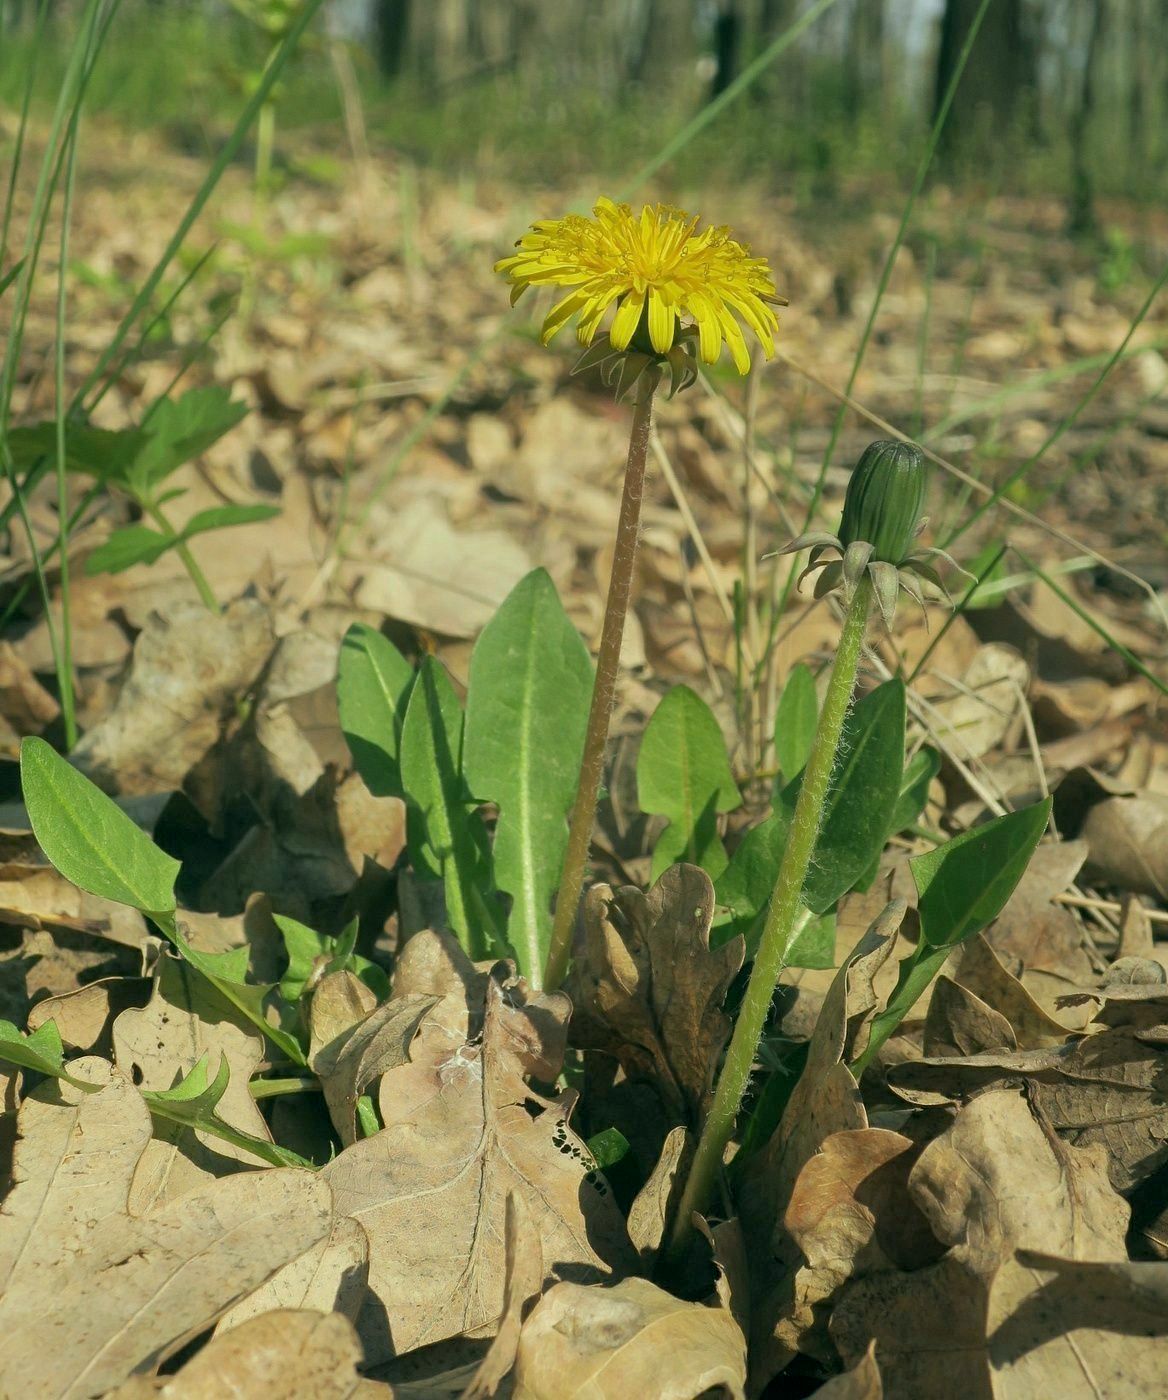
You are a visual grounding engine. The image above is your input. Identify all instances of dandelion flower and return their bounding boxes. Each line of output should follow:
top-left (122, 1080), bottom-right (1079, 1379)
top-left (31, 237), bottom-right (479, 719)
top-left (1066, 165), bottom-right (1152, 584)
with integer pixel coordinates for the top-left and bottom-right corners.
top-left (495, 197), bottom-right (783, 376)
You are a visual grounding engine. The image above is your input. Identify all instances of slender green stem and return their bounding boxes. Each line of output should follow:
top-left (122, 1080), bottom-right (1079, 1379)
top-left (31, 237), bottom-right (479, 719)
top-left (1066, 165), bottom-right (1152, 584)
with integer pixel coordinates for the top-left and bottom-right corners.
top-left (666, 577), bottom-right (873, 1258)
top-left (545, 373), bottom-right (658, 992)
top-left (255, 97), bottom-right (276, 196)
top-left (145, 500), bottom-right (221, 614)
top-left (249, 1076), bottom-right (321, 1100)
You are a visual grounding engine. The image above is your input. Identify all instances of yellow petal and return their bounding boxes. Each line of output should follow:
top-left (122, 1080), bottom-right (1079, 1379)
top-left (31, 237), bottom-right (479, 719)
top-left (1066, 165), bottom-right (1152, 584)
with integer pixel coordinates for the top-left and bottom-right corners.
top-left (647, 290), bottom-right (675, 354)
top-left (609, 290), bottom-right (646, 351)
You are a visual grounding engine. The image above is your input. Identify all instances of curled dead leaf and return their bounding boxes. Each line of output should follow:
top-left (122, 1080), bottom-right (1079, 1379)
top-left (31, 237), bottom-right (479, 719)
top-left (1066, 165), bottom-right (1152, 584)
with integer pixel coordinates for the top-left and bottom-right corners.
top-left (512, 1277), bottom-right (747, 1400)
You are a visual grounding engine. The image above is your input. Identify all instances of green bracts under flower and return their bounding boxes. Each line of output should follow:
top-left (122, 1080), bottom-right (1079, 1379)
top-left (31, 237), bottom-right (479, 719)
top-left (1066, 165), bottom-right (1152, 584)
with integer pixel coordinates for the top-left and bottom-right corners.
top-left (838, 439), bottom-right (926, 564)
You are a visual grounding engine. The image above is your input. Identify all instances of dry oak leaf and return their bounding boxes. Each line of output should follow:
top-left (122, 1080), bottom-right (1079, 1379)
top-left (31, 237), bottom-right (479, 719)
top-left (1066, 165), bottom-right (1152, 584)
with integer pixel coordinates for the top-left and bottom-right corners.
top-left (511, 1277), bottom-right (747, 1400)
top-left (811, 1341), bottom-right (882, 1399)
top-left (105, 1310), bottom-right (386, 1399)
top-left (738, 903), bottom-right (902, 1259)
top-left (950, 934), bottom-right (1075, 1049)
top-left (771, 1128), bottom-right (941, 1375)
top-left (930, 643), bottom-right (1029, 763)
top-left (737, 906), bottom-right (901, 1389)
top-left (112, 951), bottom-right (275, 1213)
top-left (463, 1191), bottom-right (544, 1400)
top-left (831, 1089), bottom-right (1133, 1400)
top-left (568, 863), bottom-right (745, 1126)
top-left (322, 964), bottom-right (632, 1365)
top-left (215, 1214), bottom-right (371, 1337)
top-left (886, 1014), bottom-right (1168, 1192)
top-left (310, 976), bottom-right (438, 1147)
top-left (0, 1058), bottom-right (332, 1399)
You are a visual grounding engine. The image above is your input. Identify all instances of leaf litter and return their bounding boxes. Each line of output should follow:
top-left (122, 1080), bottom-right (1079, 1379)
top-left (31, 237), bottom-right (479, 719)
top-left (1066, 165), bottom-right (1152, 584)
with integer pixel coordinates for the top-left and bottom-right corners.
top-left (3, 117), bottom-right (1168, 1400)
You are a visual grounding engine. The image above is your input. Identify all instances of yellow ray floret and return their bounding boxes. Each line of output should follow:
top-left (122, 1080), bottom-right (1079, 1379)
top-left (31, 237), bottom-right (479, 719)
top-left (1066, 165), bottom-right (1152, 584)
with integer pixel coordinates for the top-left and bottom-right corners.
top-left (495, 197), bottom-right (782, 376)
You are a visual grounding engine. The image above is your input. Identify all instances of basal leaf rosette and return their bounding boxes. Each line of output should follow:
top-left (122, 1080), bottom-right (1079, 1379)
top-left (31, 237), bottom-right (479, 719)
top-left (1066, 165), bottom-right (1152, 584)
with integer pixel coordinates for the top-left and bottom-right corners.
top-left (776, 439), bottom-right (973, 628)
top-left (496, 197), bottom-right (786, 398)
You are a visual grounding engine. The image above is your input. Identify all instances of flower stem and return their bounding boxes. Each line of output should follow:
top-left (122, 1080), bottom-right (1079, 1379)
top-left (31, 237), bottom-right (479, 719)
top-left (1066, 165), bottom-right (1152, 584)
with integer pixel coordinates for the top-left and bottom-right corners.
top-left (544, 372), bottom-right (658, 992)
top-left (665, 576), bottom-right (873, 1258)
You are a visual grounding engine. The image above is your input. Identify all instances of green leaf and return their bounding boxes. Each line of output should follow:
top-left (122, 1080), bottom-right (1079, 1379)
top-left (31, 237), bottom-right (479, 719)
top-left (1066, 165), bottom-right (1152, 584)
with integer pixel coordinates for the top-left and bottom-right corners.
top-left (786, 908), bottom-right (836, 969)
top-left (20, 737), bottom-right (179, 916)
top-left (853, 744), bottom-right (941, 891)
top-left (891, 745), bottom-right (941, 836)
top-left (637, 685), bottom-right (741, 881)
top-left (913, 797), bottom-right (1053, 949)
top-left (84, 523), bottom-right (176, 575)
top-left (399, 657), bottom-right (503, 961)
top-left (336, 623), bottom-right (414, 798)
top-left (5, 421), bottom-right (144, 481)
top-left (130, 385), bottom-right (249, 493)
top-left (786, 678), bottom-right (906, 914)
top-left (715, 681), bottom-right (906, 946)
top-left (0, 258), bottom-right (25, 297)
top-left (856, 797), bottom-right (1053, 1070)
top-left (181, 503), bottom-right (281, 538)
top-left (585, 1127), bottom-right (630, 1172)
top-left (142, 1054), bottom-right (312, 1168)
top-left (463, 569), bottom-right (593, 985)
top-left (273, 913), bottom-right (389, 1005)
top-left (0, 1019), bottom-right (89, 1087)
top-left (163, 917), bottom-right (308, 1067)
top-left (773, 662), bottom-right (818, 784)
top-left (714, 807), bottom-right (790, 936)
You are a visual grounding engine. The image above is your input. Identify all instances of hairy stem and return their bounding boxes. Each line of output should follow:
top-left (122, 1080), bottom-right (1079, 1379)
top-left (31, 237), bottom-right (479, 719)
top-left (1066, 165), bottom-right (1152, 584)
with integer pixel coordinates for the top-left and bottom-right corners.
top-left (544, 372), bottom-right (657, 991)
top-left (666, 576), bottom-right (873, 1257)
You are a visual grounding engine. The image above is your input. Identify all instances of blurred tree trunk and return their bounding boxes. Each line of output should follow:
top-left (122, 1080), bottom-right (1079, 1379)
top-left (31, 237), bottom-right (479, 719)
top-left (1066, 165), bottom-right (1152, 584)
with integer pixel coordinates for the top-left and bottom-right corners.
top-left (933, 0), bottom-right (1037, 159)
top-left (375, 0), bottom-right (411, 79)
top-left (845, 0), bottom-right (884, 125)
top-left (710, 0), bottom-right (743, 100)
top-left (1068, 0), bottom-right (1105, 234)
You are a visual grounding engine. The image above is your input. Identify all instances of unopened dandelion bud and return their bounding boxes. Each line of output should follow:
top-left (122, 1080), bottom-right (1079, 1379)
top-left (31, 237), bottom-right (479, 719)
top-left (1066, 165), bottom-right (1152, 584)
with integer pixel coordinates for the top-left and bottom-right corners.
top-left (838, 440), bottom-right (926, 566)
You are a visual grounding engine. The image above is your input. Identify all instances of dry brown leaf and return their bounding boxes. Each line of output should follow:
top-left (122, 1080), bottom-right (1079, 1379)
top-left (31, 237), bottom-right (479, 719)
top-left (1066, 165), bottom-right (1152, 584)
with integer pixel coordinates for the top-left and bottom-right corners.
top-left (71, 598), bottom-right (275, 796)
top-left (215, 1215), bottom-right (370, 1335)
top-left (107, 1309), bottom-right (385, 1399)
top-left (738, 906), bottom-right (902, 1387)
top-left (353, 495), bottom-right (532, 639)
top-left (887, 1011), bottom-right (1168, 1191)
top-left (1054, 766), bottom-right (1168, 900)
top-left (923, 975), bottom-right (1017, 1057)
top-left (831, 1089), bottom-right (1131, 1399)
top-left (950, 934), bottom-right (1076, 1048)
top-left (995, 1252), bottom-right (1168, 1396)
top-left (739, 902), bottom-right (902, 1259)
top-left (0, 1058), bottom-right (332, 1399)
top-left (310, 983), bottom-right (438, 1146)
top-left (929, 643), bottom-right (1029, 763)
top-left (627, 1123), bottom-right (689, 1261)
top-left (112, 952), bottom-right (275, 1212)
top-left (984, 840), bottom-right (1094, 987)
top-left (756, 1128), bottom-right (939, 1382)
top-left (568, 864), bottom-right (745, 1127)
top-left (511, 1277), bottom-right (747, 1400)
top-left (463, 1192), bottom-right (545, 1400)
top-left (834, 1092), bottom-right (1131, 1400)
top-left (27, 975), bottom-right (151, 1057)
top-left (812, 1341), bottom-right (882, 1399)
top-left (322, 965), bottom-right (630, 1364)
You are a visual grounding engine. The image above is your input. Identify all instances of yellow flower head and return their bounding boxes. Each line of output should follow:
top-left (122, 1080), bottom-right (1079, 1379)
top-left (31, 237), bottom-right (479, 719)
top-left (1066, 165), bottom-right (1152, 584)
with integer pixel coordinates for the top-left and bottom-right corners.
top-left (495, 197), bottom-right (783, 376)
